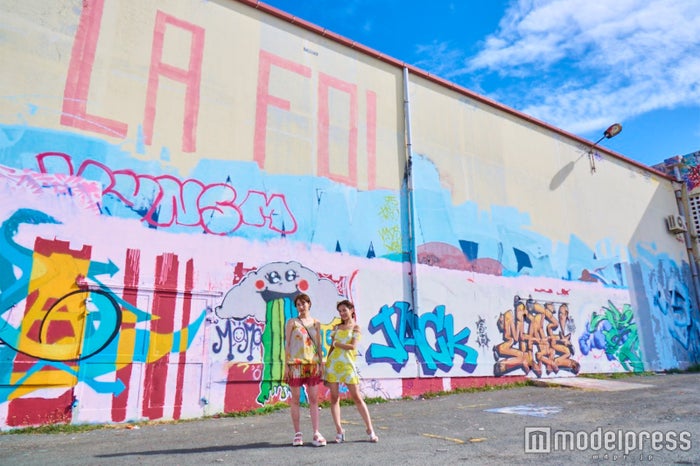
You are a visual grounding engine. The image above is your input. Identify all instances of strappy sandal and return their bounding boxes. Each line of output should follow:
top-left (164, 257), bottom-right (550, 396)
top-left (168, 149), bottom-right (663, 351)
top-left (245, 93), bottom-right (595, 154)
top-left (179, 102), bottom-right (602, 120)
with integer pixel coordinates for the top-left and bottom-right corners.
top-left (335, 430), bottom-right (345, 443)
top-left (312, 431), bottom-right (327, 447)
top-left (292, 431), bottom-right (303, 447)
top-left (368, 430), bottom-right (379, 443)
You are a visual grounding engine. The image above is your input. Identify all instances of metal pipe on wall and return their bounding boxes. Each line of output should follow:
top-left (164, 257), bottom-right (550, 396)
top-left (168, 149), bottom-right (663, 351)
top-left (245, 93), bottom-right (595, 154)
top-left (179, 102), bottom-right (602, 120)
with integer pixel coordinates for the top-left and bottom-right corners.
top-left (402, 66), bottom-right (419, 318)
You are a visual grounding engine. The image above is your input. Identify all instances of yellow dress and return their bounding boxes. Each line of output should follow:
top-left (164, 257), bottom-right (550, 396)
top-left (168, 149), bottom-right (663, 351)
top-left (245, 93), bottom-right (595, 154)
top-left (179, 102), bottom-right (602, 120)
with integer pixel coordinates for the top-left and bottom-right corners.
top-left (324, 327), bottom-right (360, 384)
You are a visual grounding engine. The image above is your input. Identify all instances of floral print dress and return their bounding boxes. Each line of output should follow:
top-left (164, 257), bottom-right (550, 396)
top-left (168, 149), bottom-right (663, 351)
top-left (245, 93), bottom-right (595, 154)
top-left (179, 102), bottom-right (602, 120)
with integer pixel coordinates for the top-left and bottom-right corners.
top-left (324, 327), bottom-right (360, 384)
top-left (285, 318), bottom-right (322, 386)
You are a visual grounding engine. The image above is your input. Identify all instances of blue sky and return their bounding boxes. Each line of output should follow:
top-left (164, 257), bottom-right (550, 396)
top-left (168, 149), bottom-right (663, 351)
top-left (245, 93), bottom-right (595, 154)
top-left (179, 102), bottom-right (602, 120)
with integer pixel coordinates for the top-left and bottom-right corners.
top-left (261, 0), bottom-right (700, 167)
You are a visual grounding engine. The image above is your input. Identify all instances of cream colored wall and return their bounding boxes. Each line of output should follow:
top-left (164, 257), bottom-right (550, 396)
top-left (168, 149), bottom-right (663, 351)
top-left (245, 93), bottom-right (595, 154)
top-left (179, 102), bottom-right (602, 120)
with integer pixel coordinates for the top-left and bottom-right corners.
top-left (409, 75), bottom-right (684, 259)
top-left (254, 16), bottom-right (404, 189)
top-left (0, 0), bottom-right (403, 187)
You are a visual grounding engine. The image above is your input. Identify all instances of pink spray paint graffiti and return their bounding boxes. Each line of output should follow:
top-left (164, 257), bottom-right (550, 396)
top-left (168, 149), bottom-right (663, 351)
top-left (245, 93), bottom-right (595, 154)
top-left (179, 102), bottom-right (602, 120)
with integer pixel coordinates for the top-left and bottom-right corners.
top-left (34, 153), bottom-right (297, 235)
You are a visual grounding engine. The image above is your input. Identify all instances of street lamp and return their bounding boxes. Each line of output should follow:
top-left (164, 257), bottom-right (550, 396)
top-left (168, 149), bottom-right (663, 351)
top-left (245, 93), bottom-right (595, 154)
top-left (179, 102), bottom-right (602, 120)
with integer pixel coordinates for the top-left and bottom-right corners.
top-left (588, 123), bottom-right (622, 173)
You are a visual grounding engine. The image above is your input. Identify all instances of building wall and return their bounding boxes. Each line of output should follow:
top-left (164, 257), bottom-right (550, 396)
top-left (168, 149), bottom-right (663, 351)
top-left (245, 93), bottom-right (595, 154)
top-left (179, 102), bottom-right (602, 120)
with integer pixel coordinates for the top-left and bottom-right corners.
top-left (0, 0), bottom-right (698, 429)
top-left (654, 151), bottom-right (700, 236)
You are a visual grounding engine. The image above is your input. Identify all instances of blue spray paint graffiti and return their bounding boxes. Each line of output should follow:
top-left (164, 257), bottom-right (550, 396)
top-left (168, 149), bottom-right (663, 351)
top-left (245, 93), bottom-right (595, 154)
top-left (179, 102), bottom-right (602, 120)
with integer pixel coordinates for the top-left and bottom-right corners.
top-left (366, 301), bottom-right (478, 375)
top-left (635, 244), bottom-right (700, 365)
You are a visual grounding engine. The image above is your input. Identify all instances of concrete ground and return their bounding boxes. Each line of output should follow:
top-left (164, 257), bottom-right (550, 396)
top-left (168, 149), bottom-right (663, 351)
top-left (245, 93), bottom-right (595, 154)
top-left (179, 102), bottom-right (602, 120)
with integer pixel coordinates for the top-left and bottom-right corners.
top-left (1, 372), bottom-right (699, 465)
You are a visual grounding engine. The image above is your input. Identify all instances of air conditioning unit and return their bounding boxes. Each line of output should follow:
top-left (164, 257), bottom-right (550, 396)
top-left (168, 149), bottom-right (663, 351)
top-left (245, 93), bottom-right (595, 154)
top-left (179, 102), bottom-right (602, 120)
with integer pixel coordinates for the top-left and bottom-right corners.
top-left (666, 214), bottom-right (687, 233)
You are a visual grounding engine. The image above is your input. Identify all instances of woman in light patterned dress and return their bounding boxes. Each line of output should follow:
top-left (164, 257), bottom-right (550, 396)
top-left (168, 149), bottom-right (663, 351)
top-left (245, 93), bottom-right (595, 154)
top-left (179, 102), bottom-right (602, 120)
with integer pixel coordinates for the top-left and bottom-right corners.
top-left (284, 293), bottom-right (327, 447)
top-left (324, 299), bottom-right (378, 443)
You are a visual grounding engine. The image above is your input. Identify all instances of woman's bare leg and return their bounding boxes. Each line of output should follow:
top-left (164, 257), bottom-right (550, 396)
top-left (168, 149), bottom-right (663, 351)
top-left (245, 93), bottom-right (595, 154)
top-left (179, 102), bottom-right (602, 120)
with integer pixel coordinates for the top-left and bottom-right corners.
top-left (328, 382), bottom-right (343, 435)
top-left (347, 383), bottom-right (374, 434)
top-left (289, 385), bottom-right (301, 434)
top-left (307, 384), bottom-right (320, 433)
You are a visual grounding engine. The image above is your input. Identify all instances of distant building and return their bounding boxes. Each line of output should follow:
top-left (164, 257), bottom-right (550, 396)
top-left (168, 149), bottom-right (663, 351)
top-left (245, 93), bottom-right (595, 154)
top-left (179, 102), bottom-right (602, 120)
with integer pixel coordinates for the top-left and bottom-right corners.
top-left (653, 151), bottom-right (700, 238)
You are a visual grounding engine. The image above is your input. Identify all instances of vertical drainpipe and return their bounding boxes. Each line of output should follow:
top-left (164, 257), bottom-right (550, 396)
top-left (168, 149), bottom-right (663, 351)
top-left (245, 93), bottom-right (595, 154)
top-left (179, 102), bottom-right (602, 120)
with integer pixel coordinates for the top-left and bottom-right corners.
top-left (672, 166), bottom-right (700, 317)
top-left (403, 67), bottom-right (419, 318)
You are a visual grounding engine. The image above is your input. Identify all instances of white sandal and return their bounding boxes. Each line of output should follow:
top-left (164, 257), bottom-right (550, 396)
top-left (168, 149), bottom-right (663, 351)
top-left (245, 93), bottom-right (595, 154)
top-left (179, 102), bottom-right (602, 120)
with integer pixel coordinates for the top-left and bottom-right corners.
top-left (292, 431), bottom-right (303, 447)
top-left (312, 431), bottom-right (327, 447)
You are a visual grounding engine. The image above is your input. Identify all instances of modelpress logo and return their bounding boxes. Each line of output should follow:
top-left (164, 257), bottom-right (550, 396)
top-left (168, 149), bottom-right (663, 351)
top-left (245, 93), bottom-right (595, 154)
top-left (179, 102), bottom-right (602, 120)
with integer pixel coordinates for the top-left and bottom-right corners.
top-left (525, 427), bottom-right (692, 455)
top-left (525, 427), bottom-right (552, 453)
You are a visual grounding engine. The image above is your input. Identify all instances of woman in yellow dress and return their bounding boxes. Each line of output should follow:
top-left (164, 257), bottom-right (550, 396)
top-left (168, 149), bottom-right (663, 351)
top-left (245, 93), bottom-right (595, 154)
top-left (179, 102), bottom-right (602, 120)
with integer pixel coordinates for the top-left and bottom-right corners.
top-left (324, 299), bottom-right (378, 443)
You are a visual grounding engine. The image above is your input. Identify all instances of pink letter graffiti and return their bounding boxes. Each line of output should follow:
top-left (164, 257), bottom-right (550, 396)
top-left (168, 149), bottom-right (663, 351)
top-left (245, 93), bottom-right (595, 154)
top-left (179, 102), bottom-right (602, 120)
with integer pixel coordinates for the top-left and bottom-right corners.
top-left (253, 50), bottom-right (312, 168)
top-left (61, 0), bottom-right (128, 138)
top-left (62, 1), bottom-right (204, 153)
top-left (36, 152), bottom-right (297, 235)
top-left (144, 11), bottom-right (205, 153)
top-left (317, 73), bottom-right (358, 186)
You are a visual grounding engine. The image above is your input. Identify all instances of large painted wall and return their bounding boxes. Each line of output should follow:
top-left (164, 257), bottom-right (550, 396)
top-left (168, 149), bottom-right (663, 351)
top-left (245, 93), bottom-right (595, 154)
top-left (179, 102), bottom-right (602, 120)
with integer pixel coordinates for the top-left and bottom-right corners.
top-left (0, 0), bottom-right (698, 430)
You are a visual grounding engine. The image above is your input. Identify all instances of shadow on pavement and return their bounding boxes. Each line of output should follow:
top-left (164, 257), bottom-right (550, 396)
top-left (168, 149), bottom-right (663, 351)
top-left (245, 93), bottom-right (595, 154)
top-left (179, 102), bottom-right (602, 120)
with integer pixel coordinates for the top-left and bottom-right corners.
top-left (94, 441), bottom-right (288, 458)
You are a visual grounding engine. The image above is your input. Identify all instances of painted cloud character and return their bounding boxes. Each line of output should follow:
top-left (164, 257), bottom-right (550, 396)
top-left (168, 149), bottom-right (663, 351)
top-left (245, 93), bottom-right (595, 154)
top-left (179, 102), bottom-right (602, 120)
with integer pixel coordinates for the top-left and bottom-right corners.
top-left (215, 260), bottom-right (342, 321)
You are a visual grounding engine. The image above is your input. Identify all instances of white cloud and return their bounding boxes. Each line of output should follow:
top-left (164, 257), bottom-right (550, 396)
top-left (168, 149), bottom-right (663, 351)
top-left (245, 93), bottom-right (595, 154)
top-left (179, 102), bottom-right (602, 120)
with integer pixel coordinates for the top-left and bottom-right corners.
top-left (425, 0), bottom-right (700, 134)
top-left (414, 41), bottom-right (465, 78)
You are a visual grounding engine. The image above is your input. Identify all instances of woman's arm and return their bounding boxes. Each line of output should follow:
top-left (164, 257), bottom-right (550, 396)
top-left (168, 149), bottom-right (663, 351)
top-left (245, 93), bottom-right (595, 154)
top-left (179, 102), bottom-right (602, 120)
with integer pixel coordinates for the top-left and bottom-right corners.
top-left (333, 325), bottom-right (361, 350)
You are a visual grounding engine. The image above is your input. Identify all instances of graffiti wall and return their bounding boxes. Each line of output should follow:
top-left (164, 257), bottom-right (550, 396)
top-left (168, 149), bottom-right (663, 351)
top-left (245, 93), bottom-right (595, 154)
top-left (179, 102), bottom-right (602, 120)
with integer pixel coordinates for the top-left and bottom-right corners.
top-left (0, 0), bottom-right (698, 430)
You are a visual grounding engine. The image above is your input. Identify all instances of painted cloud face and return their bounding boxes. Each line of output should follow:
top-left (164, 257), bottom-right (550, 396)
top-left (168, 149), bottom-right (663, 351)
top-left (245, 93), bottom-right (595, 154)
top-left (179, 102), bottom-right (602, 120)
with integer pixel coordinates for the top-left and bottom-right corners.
top-left (254, 264), bottom-right (309, 302)
top-left (215, 260), bottom-right (342, 321)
